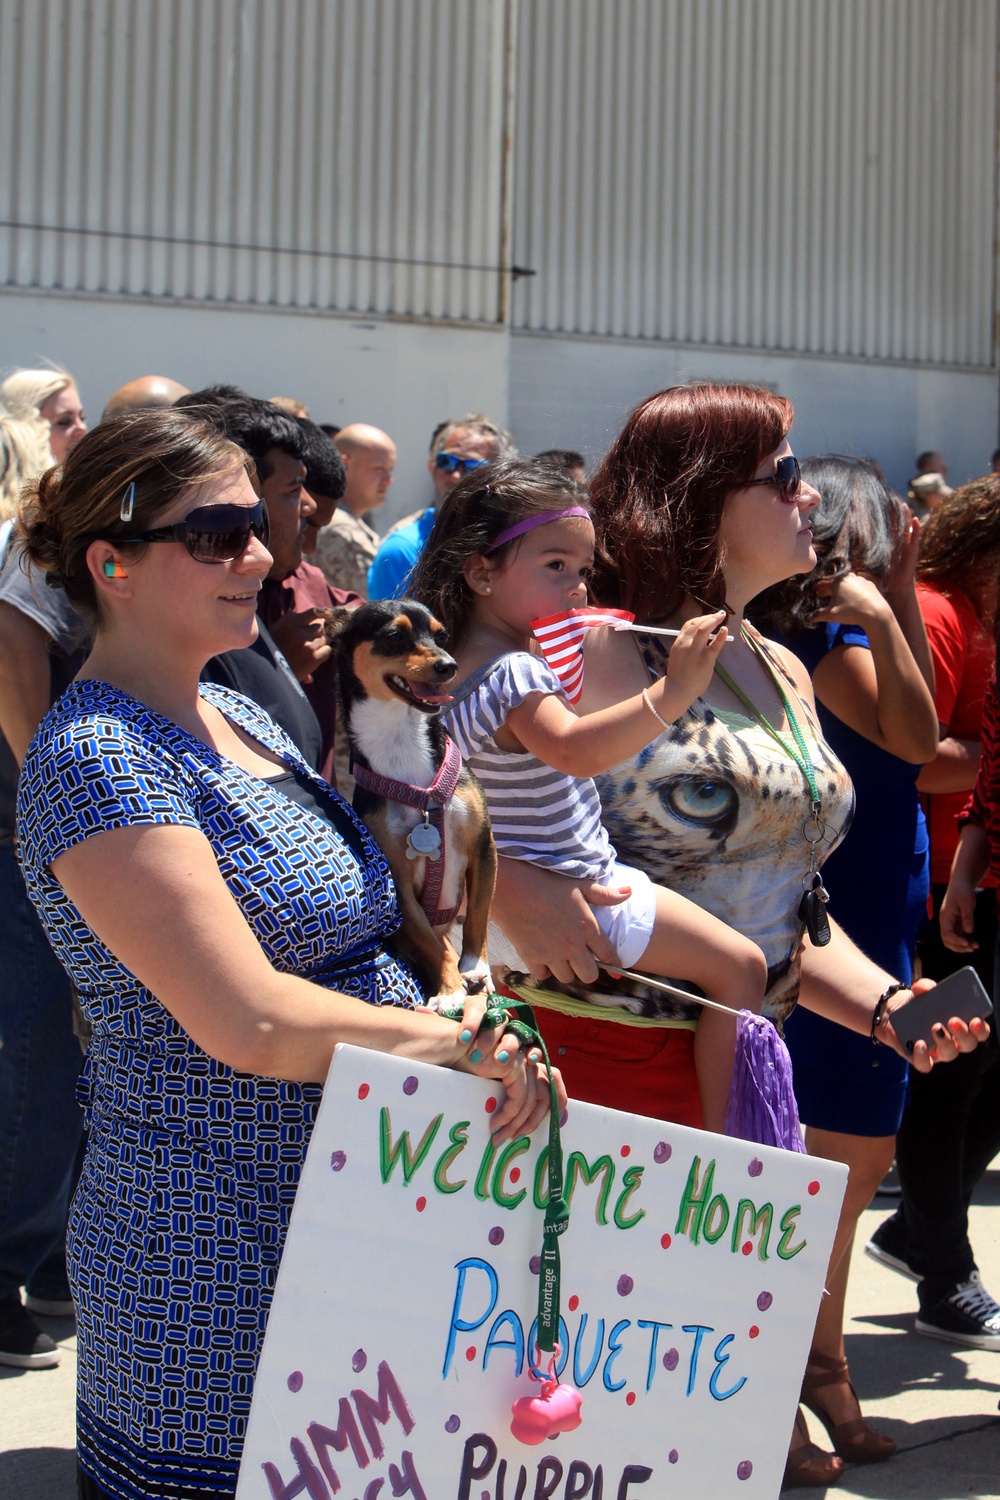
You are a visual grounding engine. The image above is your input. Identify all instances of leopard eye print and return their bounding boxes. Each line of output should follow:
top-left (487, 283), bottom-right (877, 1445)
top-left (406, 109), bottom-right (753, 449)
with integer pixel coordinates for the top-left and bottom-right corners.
top-left (657, 774), bottom-right (740, 833)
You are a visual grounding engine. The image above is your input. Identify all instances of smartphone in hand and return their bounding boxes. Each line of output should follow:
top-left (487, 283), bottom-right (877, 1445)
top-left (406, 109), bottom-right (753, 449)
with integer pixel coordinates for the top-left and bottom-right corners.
top-left (890, 967), bottom-right (993, 1054)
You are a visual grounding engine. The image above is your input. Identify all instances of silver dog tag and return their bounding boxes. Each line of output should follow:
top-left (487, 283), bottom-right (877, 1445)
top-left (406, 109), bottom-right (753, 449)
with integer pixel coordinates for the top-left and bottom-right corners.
top-left (406, 817), bottom-right (441, 860)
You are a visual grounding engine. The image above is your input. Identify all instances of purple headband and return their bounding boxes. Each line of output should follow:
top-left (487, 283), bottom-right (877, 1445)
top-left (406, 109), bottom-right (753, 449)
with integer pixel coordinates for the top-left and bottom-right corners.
top-left (485, 507), bottom-right (590, 553)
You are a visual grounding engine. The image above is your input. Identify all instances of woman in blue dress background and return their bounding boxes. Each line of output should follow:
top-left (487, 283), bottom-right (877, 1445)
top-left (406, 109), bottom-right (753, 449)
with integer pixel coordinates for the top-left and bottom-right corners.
top-left (754, 455), bottom-right (938, 1472)
top-left (14, 407), bottom-right (556, 1500)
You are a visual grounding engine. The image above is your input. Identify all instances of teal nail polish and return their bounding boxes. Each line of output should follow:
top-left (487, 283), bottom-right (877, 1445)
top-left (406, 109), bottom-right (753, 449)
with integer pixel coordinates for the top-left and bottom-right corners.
top-left (497, 1050), bottom-right (510, 1063)
top-left (470, 1049), bottom-right (483, 1064)
top-left (459, 1028), bottom-right (473, 1043)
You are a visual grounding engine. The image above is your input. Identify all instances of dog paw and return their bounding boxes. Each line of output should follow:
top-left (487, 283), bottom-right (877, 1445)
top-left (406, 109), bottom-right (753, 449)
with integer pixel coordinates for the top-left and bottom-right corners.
top-left (426, 990), bottom-right (466, 1017)
top-left (458, 957), bottom-right (491, 994)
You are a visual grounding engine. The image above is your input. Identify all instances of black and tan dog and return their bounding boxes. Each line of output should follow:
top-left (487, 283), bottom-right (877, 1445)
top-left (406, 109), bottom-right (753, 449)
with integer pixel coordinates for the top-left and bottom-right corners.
top-left (326, 599), bottom-right (496, 1008)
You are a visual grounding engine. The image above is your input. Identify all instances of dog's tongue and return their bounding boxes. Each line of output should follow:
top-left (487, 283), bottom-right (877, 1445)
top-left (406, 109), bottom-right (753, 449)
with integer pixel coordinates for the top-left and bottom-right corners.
top-left (409, 680), bottom-right (453, 704)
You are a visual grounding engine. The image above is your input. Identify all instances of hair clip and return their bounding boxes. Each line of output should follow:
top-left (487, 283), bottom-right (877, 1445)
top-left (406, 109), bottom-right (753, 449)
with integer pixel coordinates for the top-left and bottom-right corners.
top-left (120, 482), bottom-right (135, 523)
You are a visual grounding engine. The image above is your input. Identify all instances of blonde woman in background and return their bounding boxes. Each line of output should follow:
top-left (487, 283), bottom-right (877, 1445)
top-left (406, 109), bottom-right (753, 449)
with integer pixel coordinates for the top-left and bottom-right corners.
top-left (0, 413), bottom-right (52, 529)
top-left (0, 366), bottom-right (87, 465)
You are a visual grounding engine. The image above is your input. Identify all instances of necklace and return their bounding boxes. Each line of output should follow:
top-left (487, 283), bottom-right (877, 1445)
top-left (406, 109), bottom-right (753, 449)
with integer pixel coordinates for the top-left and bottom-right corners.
top-left (712, 625), bottom-right (832, 946)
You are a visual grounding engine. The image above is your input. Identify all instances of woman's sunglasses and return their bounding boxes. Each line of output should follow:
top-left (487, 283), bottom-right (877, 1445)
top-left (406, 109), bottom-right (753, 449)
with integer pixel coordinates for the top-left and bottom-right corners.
top-left (121, 500), bottom-right (270, 564)
top-left (744, 455), bottom-right (802, 504)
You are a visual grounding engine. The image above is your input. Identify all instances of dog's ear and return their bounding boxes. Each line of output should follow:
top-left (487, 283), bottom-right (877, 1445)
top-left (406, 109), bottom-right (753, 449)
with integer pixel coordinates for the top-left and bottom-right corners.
top-left (319, 605), bottom-right (353, 646)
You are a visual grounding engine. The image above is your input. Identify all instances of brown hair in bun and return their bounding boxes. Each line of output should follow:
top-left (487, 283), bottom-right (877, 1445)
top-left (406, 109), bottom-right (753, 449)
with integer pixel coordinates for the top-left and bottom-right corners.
top-left (18, 406), bottom-right (249, 619)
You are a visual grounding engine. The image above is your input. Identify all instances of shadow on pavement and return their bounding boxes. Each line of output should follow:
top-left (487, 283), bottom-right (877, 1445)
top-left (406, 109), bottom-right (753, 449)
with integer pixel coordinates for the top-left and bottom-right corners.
top-left (0, 1445), bottom-right (76, 1500)
top-left (845, 1325), bottom-right (1000, 1405)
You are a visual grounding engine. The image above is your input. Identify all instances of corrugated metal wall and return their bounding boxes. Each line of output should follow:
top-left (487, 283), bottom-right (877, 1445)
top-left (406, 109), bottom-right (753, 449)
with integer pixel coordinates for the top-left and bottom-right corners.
top-left (0, 0), bottom-right (510, 322)
top-left (513, 0), bottom-right (998, 366)
top-left (2, 0), bottom-right (997, 366)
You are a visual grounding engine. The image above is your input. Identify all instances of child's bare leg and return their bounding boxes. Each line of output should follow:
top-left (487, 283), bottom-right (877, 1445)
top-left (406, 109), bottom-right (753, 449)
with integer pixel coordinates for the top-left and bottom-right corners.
top-left (634, 887), bottom-right (768, 1134)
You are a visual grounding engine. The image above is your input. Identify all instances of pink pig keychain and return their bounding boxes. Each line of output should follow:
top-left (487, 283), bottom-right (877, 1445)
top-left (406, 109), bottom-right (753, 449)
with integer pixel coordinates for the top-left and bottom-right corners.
top-left (510, 1347), bottom-right (582, 1445)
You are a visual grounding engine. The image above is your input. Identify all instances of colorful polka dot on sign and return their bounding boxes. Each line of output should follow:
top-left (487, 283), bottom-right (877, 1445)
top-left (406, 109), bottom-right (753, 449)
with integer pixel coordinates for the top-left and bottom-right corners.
top-left (445, 1414), bottom-right (460, 1434)
top-left (352, 1349), bottom-right (367, 1373)
top-left (488, 1226), bottom-right (504, 1247)
top-left (403, 1076), bottom-right (419, 1096)
top-left (568, 1295), bottom-right (579, 1312)
top-left (807, 1180), bottom-right (821, 1196)
top-left (757, 1291), bottom-right (773, 1312)
top-left (620, 1144), bottom-right (631, 1158)
top-left (485, 1097), bottom-right (498, 1114)
top-left (415, 1196), bottom-right (427, 1212)
top-left (660, 1233), bottom-right (672, 1250)
top-left (529, 1255), bottom-right (540, 1275)
top-left (466, 1346), bottom-right (477, 1362)
top-left (626, 1391), bottom-right (636, 1406)
top-left (357, 1083), bottom-right (370, 1100)
top-left (741, 1242), bottom-right (753, 1256)
top-left (663, 1348), bottom-right (679, 1371)
top-left (668, 1449), bottom-right (679, 1464)
top-left (509, 1167), bottom-right (521, 1183)
top-left (748, 1326), bottom-right (759, 1339)
top-left (737, 1460), bottom-right (753, 1480)
top-left (329, 1150), bottom-right (346, 1172)
top-left (653, 1141), bottom-right (672, 1164)
top-left (747, 1157), bottom-right (763, 1178)
top-left (617, 1275), bottom-right (634, 1297)
top-left (287, 1371), bottom-right (303, 1393)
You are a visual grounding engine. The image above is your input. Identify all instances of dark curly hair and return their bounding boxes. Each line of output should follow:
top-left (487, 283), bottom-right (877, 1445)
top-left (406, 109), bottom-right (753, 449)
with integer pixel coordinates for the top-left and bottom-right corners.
top-left (752, 455), bottom-right (905, 634)
top-left (916, 475), bottom-right (1000, 625)
top-left (410, 456), bottom-right (587, 649)
top-left (588, 382), bottom-right (793, 619)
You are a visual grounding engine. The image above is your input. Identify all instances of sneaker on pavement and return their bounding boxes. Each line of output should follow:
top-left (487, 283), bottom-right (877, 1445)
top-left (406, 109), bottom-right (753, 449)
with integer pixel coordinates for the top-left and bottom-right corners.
top-left (23, 1293), bottom-right (75, 1317)
top-left (876, 1161), bottom-right (902, 1196)
top-left (0, 1296), bottom-right (62, 1368)
top-left (915, 1272), bottom-right (1000, 1350)
top-left (864, 1222), bottom-right (920, 1282)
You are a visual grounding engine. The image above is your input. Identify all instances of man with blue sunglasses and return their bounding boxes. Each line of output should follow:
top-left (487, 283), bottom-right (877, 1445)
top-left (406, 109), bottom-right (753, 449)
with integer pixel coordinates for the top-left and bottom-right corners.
top-left (368, 411), bottom-right (514, 600)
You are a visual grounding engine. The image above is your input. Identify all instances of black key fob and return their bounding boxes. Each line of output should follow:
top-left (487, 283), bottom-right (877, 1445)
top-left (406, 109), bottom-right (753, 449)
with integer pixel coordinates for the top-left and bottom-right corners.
top-left (798, 883), bottom-right (831, 947)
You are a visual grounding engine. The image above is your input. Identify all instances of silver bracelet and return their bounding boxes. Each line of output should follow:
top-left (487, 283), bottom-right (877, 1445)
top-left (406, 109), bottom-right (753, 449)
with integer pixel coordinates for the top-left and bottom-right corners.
top-left (642, 686), bottom-right (672, 731)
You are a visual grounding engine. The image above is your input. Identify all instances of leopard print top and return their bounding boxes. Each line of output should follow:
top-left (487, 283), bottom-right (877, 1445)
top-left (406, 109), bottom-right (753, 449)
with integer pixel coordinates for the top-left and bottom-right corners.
top-left (511, 633), bottom-right (854, 1029)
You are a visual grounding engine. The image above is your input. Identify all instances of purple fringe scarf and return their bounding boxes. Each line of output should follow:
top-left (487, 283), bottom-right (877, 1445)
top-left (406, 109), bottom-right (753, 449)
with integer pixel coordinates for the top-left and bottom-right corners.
top-left (723, 1010), bottom-right (806, 1153)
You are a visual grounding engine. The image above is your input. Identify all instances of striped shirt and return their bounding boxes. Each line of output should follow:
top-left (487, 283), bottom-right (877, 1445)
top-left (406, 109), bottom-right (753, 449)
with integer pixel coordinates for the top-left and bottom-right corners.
top-left (443, 652), bottom-right (615, 881)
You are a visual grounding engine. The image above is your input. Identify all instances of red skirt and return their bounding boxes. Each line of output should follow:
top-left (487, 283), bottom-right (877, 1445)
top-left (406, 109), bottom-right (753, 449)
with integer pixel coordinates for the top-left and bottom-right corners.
top-left (530, 1005), bottom-right (703, 1129)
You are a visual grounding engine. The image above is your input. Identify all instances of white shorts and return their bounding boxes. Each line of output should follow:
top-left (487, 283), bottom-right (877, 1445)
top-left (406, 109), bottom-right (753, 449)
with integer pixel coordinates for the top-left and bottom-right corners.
top-left (486, 859), bottom-right (657, 973)
top-left (590, 860), bottom-right (657, 969)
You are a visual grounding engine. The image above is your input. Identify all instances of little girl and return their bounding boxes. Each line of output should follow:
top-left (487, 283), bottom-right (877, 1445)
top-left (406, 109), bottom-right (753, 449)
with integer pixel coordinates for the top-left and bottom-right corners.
top-left (411, 457), bottom-right (768, 1133)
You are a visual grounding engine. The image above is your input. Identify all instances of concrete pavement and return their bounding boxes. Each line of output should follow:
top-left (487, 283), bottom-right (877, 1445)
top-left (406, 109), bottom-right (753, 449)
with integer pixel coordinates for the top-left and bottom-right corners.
top-left (1, 1170), bottom-right (998, 1498)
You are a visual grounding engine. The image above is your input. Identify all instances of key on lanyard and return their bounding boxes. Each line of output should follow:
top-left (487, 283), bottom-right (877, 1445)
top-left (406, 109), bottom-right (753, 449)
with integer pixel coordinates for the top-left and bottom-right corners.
top-left (797, 806), bottom-right (831, 947)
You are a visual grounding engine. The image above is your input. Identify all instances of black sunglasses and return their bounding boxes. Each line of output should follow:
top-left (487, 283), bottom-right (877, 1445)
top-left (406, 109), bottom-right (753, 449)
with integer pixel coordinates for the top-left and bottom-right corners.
top-left (121, 500), bottom-right (270, 564)
top-left (744, 455), bottom-right (802, 504)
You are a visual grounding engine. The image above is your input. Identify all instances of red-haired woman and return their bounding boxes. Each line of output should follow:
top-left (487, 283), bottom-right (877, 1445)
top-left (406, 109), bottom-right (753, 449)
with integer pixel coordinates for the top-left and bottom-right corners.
top-left (489, 382), bottom-right (985, 1486)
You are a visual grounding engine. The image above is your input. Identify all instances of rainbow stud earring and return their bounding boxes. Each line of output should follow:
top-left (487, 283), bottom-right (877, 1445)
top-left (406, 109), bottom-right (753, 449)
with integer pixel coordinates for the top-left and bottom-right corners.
top-left (103, 560), bottom-right (128, 579)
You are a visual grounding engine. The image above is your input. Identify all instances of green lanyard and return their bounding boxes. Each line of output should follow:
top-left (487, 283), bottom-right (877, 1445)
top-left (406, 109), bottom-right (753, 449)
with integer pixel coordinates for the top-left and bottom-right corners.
top-left (447, 991), bottom-right (568, 1361)
top-left (712, 626), bottom-right (821, 823)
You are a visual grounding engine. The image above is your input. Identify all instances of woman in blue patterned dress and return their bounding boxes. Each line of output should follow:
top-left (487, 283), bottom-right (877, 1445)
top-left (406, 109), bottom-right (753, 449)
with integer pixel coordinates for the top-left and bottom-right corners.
top-left (14, 408), bottom-right (555, 1500)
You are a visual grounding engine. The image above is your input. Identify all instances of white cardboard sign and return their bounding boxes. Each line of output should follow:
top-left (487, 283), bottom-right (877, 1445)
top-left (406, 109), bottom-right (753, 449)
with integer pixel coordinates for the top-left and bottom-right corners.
top-left (238, 1045), bottom-right (846, 1500)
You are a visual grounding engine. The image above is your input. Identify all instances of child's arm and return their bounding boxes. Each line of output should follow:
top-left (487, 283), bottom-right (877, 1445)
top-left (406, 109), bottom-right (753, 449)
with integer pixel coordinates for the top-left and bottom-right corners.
top-left (504, 611), bottom-right (728, 776)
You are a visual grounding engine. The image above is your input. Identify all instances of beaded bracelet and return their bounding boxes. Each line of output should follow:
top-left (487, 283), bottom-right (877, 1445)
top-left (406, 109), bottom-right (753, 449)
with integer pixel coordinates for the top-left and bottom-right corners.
top-left (642, 687), bottom-right (672, 732)
top-left (871, 980), bottom-right (909, 1058)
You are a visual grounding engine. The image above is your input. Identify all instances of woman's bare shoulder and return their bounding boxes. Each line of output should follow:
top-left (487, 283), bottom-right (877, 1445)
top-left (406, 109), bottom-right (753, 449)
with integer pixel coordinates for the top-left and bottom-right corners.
top-left (577, 627), bottom-right (650, 712)
top-left (755, 631), bottom-right (818, 709)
